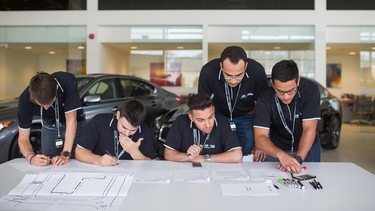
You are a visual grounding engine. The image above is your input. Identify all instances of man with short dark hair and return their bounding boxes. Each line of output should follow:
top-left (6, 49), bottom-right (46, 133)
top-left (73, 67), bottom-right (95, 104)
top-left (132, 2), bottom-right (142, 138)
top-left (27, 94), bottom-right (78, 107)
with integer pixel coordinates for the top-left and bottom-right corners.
top-left (18, 71), bottom-right (84, 166)
top-left (198, 46), bottom-right (268, 161)
top-left (254, 60), bottom-right (321, 173)
top-left (75, 99), bottom-right (156, 166)
top-left (164, 93), bottom-right (242, 163)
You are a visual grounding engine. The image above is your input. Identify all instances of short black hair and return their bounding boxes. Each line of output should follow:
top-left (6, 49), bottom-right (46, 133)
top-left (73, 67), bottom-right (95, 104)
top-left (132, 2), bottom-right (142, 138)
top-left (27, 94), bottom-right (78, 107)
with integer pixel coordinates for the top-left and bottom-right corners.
top-left (29, 72), bottom-right (57, 104)
top-left (187, 93), bottom-right (213, 112)
top-left (271, 60), bottom-right (299, 83)
top-left (118, 99), bottom-right (146, 127)
top-left (220, 46), bottom-right (247, 65)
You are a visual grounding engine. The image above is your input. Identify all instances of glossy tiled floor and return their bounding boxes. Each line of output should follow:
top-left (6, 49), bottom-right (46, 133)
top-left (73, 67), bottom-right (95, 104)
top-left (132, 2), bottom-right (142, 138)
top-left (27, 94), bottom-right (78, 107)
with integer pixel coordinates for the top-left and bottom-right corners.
top-left (321, 124), bottom-right (375, 175)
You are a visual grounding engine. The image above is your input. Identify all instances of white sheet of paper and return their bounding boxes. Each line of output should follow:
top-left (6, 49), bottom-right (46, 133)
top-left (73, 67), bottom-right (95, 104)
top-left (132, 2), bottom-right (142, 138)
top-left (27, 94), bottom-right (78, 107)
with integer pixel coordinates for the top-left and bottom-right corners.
top-left (249, 168), bottom-right (289, 179)
top-left (173, 170), bottom-right (211, 182)
top-left (211, 169), bottom-right (249, 180)
top-left (135, 170), bottom-right (172, 183)
top-left (9, 172), bottom-right (133, 197)
top-left (220, 180), bottom-right (279, 196)
top-left (0, 172), bottom-right (134, 210)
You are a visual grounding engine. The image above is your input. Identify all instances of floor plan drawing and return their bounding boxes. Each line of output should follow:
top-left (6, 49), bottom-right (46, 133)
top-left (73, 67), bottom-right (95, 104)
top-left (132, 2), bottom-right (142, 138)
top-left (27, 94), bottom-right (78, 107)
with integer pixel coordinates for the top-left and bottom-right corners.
top-left (0, 172), bottom-right (134, 210)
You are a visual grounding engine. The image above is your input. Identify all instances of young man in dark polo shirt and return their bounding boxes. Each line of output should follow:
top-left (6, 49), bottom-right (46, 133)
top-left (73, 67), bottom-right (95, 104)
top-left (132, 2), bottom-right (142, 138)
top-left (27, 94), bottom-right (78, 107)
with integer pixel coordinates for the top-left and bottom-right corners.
top-left (254, 60), bottom-right (321, 174)
top-left (198, 46), bottom-right (268, 161)
top-left (164, 93), bottom-right (242, 163)
top-left (75, 99), bottom-right (156, 166)
top-left (18, 71), bottom-right (84, 166)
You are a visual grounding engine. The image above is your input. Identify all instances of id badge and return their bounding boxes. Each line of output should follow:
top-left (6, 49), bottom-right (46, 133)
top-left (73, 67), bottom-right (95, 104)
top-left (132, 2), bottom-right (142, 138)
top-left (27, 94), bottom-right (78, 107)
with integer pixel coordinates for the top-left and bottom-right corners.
top-left (56, 138), bottom-right (63, 148)
top-left (229, 121), bottom-right (236, 131)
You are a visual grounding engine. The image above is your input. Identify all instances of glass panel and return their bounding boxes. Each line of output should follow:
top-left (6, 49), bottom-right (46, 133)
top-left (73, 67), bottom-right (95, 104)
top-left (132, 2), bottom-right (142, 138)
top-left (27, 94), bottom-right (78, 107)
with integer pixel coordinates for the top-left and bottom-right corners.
top-left (0, 26), bottom-right (86, 100)
top-left (208, 26), bottom-right (315, 77)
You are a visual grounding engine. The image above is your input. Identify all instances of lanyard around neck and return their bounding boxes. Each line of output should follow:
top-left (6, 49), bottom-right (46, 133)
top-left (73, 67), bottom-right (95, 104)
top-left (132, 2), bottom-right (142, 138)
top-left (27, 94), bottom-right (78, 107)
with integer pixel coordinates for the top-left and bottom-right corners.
top-left (224, 82), bottom-right (241, 121)
top-left (193, 128), bottom-right (210, 154)
top-left (275, 95), bottom-right (297, 153)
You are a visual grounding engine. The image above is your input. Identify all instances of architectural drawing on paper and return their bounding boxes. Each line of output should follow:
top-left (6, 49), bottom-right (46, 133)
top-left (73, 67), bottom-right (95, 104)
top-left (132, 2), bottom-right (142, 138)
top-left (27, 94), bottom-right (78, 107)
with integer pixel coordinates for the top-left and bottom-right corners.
top-left (0, 172), bottom-right (134, 210)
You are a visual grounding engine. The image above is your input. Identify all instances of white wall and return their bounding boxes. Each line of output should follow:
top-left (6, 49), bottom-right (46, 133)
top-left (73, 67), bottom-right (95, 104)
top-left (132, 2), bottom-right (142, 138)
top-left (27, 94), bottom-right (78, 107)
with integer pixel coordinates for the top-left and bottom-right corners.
top-left (101, 45), bottom-right (128, 74)
top-left (5, 50), bottom-right (38, 98)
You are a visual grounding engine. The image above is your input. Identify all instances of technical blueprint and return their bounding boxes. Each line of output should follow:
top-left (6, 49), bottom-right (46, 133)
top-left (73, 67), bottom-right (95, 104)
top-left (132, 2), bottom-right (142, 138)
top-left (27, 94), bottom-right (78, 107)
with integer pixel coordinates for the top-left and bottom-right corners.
top-left (0, 172), bottom-right (134, 210)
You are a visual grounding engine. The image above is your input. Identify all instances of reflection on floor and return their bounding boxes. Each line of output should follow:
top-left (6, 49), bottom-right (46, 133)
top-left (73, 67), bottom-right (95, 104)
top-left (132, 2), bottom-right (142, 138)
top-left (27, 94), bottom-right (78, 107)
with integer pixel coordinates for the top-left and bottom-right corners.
top-left (321, 123), bottom-right (375, 175)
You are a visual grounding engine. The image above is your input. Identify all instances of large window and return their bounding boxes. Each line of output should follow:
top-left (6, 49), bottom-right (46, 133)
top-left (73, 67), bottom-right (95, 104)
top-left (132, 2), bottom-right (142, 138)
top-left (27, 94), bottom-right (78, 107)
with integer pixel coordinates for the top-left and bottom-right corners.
top-left (0, 26), bottom-right (86, 100)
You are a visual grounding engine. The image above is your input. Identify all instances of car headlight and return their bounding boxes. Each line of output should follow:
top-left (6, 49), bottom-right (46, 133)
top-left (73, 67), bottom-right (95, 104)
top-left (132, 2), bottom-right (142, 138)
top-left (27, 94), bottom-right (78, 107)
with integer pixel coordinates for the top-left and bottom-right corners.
top-left (0, 121), bottom-right (13, 132)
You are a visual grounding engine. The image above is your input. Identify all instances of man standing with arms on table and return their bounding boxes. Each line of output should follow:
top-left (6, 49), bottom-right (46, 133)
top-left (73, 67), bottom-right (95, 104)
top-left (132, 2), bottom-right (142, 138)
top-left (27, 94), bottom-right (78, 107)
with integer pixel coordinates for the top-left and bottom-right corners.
top-left (198, 46), bottom-right (268, 161)
top-left (18, 71), bottom-right (84, 166)
top-left (254, 60), bottom-right (321, 173)
top-left (164, 93), bottom-right (242, 163)
top-left (75, 99), bottom-right (156, 166)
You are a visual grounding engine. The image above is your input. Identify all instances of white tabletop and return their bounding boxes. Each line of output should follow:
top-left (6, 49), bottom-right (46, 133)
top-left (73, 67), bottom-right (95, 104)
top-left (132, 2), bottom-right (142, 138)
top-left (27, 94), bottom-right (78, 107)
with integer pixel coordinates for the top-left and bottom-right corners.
top-left (0, 159), bottom-right (374, 211)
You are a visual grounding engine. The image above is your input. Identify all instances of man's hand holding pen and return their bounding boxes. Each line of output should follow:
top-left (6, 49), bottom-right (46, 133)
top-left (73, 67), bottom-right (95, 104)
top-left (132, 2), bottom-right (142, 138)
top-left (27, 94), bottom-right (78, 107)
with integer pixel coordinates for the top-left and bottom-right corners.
top-left (28, 154), bottom-right (51, 166)
top-left (186, 144), bottom-right (203, 161)
top-left (94, 150), bottom-right (119, 167)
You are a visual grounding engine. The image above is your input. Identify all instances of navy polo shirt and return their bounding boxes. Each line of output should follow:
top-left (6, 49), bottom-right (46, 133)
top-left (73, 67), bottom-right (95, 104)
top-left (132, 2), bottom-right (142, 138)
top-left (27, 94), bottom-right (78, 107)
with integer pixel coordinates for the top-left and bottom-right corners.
top-left (198, 58), bottom-right (268, 118)
top-left (254, 78), bottom-right (321, 151)
top-left (18, 71), bottom-right (83, 129)
top-left (164, 114), bottom-right (241, 154)
top-left (78, 113), bottom-right (156, 160)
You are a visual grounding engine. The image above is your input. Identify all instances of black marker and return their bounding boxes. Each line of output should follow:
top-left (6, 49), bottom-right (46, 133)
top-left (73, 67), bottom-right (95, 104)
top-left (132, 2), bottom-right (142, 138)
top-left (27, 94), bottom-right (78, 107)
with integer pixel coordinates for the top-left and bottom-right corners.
top-left (297, 180), bottom-right (305, 190)
top-left (273, 184), bottom-right (279, 189)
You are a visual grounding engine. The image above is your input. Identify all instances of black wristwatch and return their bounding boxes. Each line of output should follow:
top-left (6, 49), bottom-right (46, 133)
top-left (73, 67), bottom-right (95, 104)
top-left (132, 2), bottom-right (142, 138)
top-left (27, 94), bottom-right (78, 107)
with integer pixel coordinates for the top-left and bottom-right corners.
top-left (62, 151), bottom-right (71, 158)
top-left (294, 155), bottom-right (303, 165)
top-left (204, 154), bottom-right (211, 162)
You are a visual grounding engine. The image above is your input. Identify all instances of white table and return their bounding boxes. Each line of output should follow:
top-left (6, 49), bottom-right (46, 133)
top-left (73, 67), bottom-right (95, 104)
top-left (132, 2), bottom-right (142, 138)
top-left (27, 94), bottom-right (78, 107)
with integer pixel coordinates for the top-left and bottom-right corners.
top-left (0, 159), bottom-right (374, 211)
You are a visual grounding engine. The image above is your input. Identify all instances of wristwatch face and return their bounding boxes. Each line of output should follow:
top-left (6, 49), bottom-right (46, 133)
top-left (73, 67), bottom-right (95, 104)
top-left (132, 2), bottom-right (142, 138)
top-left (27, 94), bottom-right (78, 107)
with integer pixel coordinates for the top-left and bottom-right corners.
top-left (204, 154), bottom-right (211, 162)
top-left (62, 151), bottom-right (71, 157)
top-left (295, 156), bottom-right (303, 164)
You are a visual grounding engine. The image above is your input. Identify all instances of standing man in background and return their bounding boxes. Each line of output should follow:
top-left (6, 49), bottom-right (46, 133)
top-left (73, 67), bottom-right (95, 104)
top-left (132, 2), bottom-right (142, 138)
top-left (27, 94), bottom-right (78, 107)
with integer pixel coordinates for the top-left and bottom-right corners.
top-left (198, 46), bottom-right (268, 161)
top-left (18, 71), bottom-right (85, 166)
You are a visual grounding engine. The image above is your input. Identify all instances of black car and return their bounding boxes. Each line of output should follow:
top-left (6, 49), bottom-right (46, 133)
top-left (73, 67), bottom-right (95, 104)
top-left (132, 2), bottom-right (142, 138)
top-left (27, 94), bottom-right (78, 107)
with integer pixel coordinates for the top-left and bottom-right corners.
top-left (0, 74), bottom-right (183, 163)
top-left (154, 77), bottom-right (342, 158)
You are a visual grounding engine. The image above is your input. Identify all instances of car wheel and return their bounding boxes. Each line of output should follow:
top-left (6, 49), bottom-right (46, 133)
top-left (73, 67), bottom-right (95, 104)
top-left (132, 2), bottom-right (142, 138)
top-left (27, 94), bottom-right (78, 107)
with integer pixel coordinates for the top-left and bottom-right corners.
top-left (322, 115), bottom-right (341, 149)
top-left (8, 126), bottom-right (42, 160)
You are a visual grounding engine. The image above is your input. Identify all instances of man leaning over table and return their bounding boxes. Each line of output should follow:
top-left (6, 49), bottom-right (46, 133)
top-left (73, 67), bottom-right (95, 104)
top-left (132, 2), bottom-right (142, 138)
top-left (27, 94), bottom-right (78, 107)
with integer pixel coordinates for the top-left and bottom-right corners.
top-left (164, 93), bottom-right (243, 163)
top-left (18, 71), bottom-right (85, 167)
top-left (75, 99), bottom-right (156, 166)
top-left (254, 60), bottom-right (321, 174)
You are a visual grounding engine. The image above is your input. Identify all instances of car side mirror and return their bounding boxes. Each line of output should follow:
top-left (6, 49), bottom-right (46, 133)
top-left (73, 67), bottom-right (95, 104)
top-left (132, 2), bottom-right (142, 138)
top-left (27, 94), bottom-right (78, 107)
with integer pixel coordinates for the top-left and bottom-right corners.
top-left (83, 95), bottom-right (101, 103)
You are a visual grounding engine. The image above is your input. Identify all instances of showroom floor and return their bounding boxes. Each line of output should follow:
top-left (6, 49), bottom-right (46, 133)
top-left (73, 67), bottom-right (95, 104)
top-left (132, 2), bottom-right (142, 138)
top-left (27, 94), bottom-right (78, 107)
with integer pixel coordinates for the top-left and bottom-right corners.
top-left (321, 123), bottom-right (375, 175)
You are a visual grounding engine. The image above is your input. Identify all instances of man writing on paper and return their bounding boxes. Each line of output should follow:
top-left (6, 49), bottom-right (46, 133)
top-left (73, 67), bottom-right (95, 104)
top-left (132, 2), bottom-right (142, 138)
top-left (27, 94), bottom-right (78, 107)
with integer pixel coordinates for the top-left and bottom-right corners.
top-left (254, 60), bottom-right (321, 173)
top-left (164, 93), bottom-right (242, 163)
top-left (75, 99), bottom-right (156, 166)
top-left (18, 71), bottom-right (85, 166)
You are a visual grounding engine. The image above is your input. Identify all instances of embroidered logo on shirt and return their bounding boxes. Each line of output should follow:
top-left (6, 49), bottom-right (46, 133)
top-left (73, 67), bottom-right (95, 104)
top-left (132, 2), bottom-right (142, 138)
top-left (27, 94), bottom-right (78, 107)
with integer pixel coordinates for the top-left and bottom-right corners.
top-left (203, 144), bottom-right (216, 149)
top-left (240, 92), bottom-right (253, 99)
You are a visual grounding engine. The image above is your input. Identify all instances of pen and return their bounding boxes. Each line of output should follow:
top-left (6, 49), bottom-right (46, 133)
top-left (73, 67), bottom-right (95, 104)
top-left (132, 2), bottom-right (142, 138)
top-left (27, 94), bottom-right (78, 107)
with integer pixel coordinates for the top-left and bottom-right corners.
top-left (273, 184), bottom-right (279, 189)
top-left (313, 179), bottom-right (323, 189)
top-left (309, 181), bottom-right (318, 189)
top-left (297, 180), bottom-right (305, 190)
top-left (317, 181), bottom-right (323, 189)
top-left (106, 150), bottom-right (114, 157)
